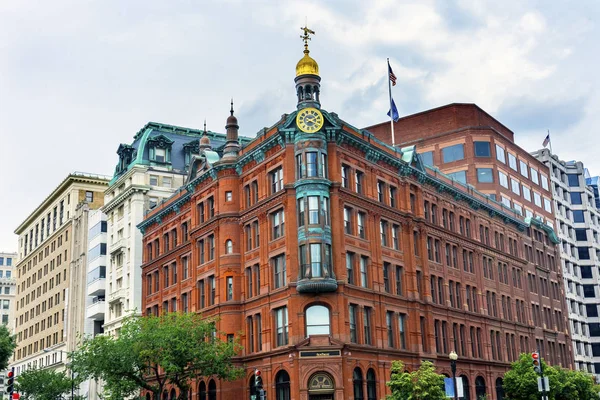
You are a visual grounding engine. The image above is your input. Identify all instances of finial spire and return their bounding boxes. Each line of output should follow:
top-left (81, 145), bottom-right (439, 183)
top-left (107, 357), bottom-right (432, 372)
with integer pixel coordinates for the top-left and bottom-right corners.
top-left (300, 25), bottom-right (315, 54)
top-left (203, 119), bottom-right (207, 133)
top-left (230, 98), bottom-right (234, 116)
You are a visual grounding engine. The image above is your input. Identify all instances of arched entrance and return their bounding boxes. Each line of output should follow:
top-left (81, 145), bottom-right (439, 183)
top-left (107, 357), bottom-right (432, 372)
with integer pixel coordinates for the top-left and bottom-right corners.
top-left (475, 376), bottom-right (486, 400)
top-left (308, 372), bottom-right (335, 400)
top-left (460, 375), bottom-right (470, 400)
top-left (495, 377), bottom-right (504, 400)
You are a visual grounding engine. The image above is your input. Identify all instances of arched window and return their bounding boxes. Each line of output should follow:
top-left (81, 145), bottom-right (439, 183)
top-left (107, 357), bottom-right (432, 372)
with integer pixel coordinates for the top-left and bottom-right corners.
top-left (146, 394), bottom-right (151, 400)
top-left (366, 369), bottom-right (376, 400)
top-left (306, 305), bottom-right (330, 336)
top-left (495, 377), bottom-right (504, 400)
top-left (353, 368), bottom-right (364, 400)
top-left (162, 391), bottom-right (168, 400)
top-left (460, 375), bottom-right (470, 400)
top-left (275, 370), bottom-right (291, 400)
top-left (248, 375), bottom-right (257, 397)
top-left (475, 376), bottom-right (486, 399)
top-left (198, 381), bottom-right (206, 400)
top-left (170, 389), bottom-right (177, 400)
top-left (208, 380), bottom-right (217, 400)
top-left (225, 240), bottom-right (233, 254)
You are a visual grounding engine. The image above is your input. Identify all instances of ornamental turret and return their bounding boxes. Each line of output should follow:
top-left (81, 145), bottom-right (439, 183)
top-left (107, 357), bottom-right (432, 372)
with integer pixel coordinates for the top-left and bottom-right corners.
top-left (295, 26), bottom-right (321, 109)
top-left (222, 99), bottom-right (240, 160)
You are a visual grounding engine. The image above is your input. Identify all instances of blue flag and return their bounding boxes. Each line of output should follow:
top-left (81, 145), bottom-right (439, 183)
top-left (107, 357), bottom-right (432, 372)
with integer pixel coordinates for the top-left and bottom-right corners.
top-left (387, 98), bottom-right (400, 122)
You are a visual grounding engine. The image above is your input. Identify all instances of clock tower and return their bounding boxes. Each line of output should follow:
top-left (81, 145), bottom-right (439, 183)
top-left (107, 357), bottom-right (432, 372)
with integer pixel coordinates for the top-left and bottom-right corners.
top-left (295, 26), bottom-right (321, 109)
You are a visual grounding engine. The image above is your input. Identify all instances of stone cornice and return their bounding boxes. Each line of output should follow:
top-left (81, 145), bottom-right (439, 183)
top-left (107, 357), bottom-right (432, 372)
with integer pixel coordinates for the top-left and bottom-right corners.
top-left (102, 184), bottom-right (151, 213)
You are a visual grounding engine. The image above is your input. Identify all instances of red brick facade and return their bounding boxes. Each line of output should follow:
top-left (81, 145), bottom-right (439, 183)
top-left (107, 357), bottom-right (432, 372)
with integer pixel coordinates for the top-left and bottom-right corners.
top-left (139, 107), bottom-right (571, 400)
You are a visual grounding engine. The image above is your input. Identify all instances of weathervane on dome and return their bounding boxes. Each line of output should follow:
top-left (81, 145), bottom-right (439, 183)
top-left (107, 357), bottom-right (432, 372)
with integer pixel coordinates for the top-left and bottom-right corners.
top-left (300, 23), bottom-right (315, 52)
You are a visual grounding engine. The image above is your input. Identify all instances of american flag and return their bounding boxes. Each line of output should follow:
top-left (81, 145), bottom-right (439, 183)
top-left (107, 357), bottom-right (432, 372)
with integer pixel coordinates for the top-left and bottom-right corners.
top-left (388, 62), bottom-right (397, 86)
top-left (543, 133), bottom-right (550, 147)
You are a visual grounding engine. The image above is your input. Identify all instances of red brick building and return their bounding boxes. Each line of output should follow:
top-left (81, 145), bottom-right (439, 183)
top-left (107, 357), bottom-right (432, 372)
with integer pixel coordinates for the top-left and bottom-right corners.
top-left (138, 34), bottom-right (571, 400)
top-left (366, 104), bottom-right (555, 224)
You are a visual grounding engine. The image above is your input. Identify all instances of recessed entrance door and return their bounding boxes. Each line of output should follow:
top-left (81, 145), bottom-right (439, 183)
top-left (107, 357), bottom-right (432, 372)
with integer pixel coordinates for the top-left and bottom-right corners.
top-left (307, 372), bottom-right (335, 400)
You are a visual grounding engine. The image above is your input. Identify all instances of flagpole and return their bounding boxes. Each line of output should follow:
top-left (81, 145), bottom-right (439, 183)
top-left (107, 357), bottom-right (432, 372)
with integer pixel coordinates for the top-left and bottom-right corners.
top-left (547, 129), bottom-right (553, 155)
top-left (387, 58), bottom-right (396, 147)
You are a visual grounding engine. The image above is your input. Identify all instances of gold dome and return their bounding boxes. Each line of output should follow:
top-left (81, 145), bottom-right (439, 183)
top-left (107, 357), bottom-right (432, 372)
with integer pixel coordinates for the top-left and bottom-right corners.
top-left (296, 48), bottom-right (319, 77)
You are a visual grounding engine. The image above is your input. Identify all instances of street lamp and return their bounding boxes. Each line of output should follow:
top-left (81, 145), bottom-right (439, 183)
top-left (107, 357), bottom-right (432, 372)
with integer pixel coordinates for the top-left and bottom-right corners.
top-left (43, 348), bottom-right (74, 400)
top-left (449, 350), bottom-right (458, 400)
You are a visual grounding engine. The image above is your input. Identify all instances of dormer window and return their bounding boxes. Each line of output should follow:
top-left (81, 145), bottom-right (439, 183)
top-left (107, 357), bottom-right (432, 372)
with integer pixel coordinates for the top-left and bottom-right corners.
top-left (148, 134), bottom-right (174, 164)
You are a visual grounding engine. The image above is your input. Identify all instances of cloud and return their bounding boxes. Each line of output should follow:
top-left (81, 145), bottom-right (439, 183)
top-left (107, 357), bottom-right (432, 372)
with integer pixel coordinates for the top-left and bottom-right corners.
top-left (496, 96), bottom-right (588, 133)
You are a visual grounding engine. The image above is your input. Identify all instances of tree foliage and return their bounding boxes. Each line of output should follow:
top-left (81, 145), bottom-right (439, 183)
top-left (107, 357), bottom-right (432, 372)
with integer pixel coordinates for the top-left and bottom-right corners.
top-left (0, 323), bottom-right (16, 370)
top-left (503, 353), bottom-right (600, 400)
top-left (15, 367), bottom-right (83, 400)
top-left (386, 360), bottom-right (446, 400)
top-left (70, 313), bottom-right (243, 400)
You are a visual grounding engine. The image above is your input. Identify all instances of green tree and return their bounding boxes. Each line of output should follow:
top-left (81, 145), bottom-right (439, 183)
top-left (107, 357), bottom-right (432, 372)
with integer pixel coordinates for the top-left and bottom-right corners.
top-left (71, 313), bottom-right (243, 400)
top-left (0, 323), bottom-right (16, 370)
top-left (386, 360), bottom-right (446, 400)
top-left (503, 353), bottom-right (600, 400)
top-left (15, 367), bottom-right (83, 400)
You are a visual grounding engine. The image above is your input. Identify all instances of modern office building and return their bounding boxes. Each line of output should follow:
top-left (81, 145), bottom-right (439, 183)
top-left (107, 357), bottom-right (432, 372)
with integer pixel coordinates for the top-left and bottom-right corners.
top-left (137, 30), bottom-right (571, 400)
top-left (0, 252), bottom-right (17, 395)
top-left (11, 172), bottom-right (109, 377)
top-left (532, 148), bottom-right (600, 375)
top-left (102, 122), bottom-right (251, 337)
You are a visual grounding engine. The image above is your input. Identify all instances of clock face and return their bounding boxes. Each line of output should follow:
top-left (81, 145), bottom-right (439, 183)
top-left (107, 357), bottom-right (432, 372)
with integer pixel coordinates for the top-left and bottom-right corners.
top-left (296, 108), bottom-right (324, 133)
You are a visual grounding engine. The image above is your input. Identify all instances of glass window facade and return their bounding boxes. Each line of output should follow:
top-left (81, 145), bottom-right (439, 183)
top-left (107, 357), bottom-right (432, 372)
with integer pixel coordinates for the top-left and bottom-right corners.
top-left (477, 168), bottom-right (494, 183)
top-left (442, 144), bottom-right (465, 163)
top-left (474, 142), bottom-right (491, 157)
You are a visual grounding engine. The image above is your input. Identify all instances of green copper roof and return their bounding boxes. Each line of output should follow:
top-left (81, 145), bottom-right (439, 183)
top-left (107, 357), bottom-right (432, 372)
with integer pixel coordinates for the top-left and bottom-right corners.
top-left (524, 217), bottom-right (560, 244)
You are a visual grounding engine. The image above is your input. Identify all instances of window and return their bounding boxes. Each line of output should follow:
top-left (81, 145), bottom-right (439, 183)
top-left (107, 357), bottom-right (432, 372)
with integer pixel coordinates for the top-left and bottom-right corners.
top-left (225, 191), bottom-right (232, 201)
top-left (275, 370), bottom-right (291, 400)
top-left (421, 151), bottom-right (434, 166)
top-left (511, 179), bottom-right (520, 195)
top-left (366, 369), bottom-right (377, 400)
top-left (395, 266), bottom-right (403, 296)
top-left (543, 198), bottom-right (552, 212)
top-left (355, 171), bottom-right (364, 194)
top-left (360, 256), bottom-right (368, 288)
top-left (346, 253), bottom-right (355, 285)
top-left (225, 239), bottom-right (233, 254)
top-left (448, 171), bottom-right (467, 184)
top-left (341, 165), bottom-right (350, 188)
top-left (271, 209), bottom-right (285, 239)
top-left (162, 176), bottom-right (172, 188)
top-left (226, 277), bottom-right (233, 301)
top-left (353, 368), bottom-right (364, 400)
top-left (270, 167), bottom-right (284, 193)
top-left (533, 192), bottom-right (542, 207)
top-left (530, 168), bottom-right (539, 184)
top-left (392, 224), bottom-right (400, 250)
top-left (523, 186), bottom-right (531, 201)
top-left (85, 191), bottom-right (94, 202)
top-left (573, 210), bottom-right (585, 223)
top-left (273, 254), bottom-right (286, 289)
top-left (398, 314), bottom-right (407, 349)
top-left (477, 168), bottom-right (494, 183)
top-left (363, 307), bottom-right (372, 345)
top-left (275, 307), bottom-right (289, 346)
top-left (571, 192), bottom-right (583, 205)
top-left (349, 304), bottom-right (358, 343)
top-left (474, 141), bottom-right (491, 157)
top-left (358, 212), bottom-right (366, 239)
top-left (498, 171), bottom-right (508, 188)
top-left (306, 305), bottom-right (330, 335)
top-left (306, 152), bottom-right (318, 177)
top-left (308, 196), bottom-right (319, 224)
top-left (567, 174), bottom-right (579, 187)
top-left (541, 174), bottom-right (549, 190)
top-left (520, 161), bottom-right (529, 178)
top-left (380, 220), bottom-right (388, 247)
top-left (442, 144), bottom-right (465, 163)
top-left (508, 153), bottom-right (517, 170)
top-left (149, 175), bottom-right (159, 186)
top-left (495, 145), bottom-right (506, 163)
top-left (208, 197), bottom-right (215, 218)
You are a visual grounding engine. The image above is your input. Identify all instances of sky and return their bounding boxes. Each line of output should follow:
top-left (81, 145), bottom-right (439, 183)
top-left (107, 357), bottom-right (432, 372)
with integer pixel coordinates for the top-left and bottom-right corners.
top-left (1, 0), bottom-right (599, 251)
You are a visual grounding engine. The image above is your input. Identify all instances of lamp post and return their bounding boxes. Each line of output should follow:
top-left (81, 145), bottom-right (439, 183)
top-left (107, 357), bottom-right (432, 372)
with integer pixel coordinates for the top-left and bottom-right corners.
top-left (449, 350), bottom-right (458, 400)
top-left (43, 348), bottom-right (74, 400)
